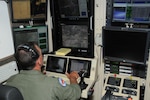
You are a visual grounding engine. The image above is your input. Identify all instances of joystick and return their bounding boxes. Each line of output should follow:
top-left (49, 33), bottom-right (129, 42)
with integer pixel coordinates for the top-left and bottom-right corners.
top-left (78, 70), bottom-right (88, 90)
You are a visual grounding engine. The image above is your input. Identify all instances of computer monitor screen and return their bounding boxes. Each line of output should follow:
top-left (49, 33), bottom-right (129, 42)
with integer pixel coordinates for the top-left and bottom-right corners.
top-left (62, 25), bottom-right (88, 48)
top-left (112, 0), bottom-right (150, 24)
top-left (14, 29), bottom-right (38, 48)
top-left (102, 26), bottom-right (150, 65)
top-left (53, 23), bottom-right (94, 58)
top-left (10, 0), bottom-right (47, 23)
top-left (46, 56), bottom-right (67, 74)
top-left (67, 59), bottom-right (91, 78)
top-left (13, 28), bottom-right (49, 53)
top-left (57, 0), bottom-right (88, 18)
top-left (113, 7), bottom-right (126, 21)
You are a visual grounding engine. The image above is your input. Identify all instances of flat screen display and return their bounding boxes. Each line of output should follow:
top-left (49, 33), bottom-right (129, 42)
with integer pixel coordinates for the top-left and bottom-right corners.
top-left (53, 23), bottom-right (94, 58)
top-left (123, 79), bottom-right (137, 89)
top-left (13, 28), bottom-right (49, 53)
top-left (112, 0), bottom-right (150, 24)
top-left (11, 0), bottom-right (47, 23)
top-left (67, 59), bottom-right (91, 78)
top-left (113, 7), bottom-right (126, 21)
top-left (14, 29), bottom-right (38, 48)
top-left (102, 26), bottom-right (150, 65)
top-left (62, 25), bottom-right (89, 48)
top-left (46, 56), bottom-right (67, 74)
top-left (58, 0), bottom-right (88, 18)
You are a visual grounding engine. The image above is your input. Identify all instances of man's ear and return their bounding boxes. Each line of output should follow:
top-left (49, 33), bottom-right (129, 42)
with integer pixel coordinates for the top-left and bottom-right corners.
top-left (33, 58), bottom-right (41, 70)
top-left (37, 57), bottom-right (43, 67)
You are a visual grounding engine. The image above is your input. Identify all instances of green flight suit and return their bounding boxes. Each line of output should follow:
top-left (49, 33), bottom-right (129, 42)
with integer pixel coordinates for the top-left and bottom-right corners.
top-left (6, 70), bottom-right (81, 100)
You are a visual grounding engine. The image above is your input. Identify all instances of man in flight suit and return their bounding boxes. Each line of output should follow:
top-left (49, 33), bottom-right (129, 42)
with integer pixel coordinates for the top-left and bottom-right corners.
top-left (6, 42), bottom-right (81, 100)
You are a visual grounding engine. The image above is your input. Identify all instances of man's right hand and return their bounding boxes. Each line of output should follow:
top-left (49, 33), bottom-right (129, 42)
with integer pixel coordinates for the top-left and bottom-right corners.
top-left (65, 71), bottom-right (79, 84)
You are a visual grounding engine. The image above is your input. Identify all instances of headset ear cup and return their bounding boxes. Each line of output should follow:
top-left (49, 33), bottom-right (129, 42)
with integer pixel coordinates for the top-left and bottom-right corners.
top-left (29, 48), bottom-right (39, 59)
top-left (17, 44), bottom-right (39, 59)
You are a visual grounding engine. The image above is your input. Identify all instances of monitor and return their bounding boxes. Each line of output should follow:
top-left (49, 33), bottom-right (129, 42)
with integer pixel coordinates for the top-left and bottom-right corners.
top-left (53, 24), bottom-right (94, 58)
top-left (46, 56), bottom-right (67, 74)
top-left (10, 0), bottom-right (47, 24)
top-left (14, 29), bottom-right (38, 47)
top-left (102, 26), bottom-right (150, 65)
top-left (56, 0), bottom-right (88, 19)
top-left (67, 59), bottom-right (91, 78)
top-left (112, 0), bottom-right (150, 26)
top-left (13, 26), bottom-right (49, 53)
top-left (62, 25), bottom-right (88, 48)
top-left (50, 0), bottom-right (94, 58)
top-left (113, 7), bottom-right (126, 21)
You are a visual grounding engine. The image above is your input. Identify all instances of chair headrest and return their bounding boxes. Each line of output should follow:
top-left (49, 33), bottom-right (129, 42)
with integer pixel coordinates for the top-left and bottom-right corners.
top-left (0, 85), bottom-right (24, 100)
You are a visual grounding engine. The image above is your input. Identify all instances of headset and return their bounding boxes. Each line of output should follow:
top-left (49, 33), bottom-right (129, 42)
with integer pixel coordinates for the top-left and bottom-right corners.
top-left (15, 42), bottom-right (40, 70)
top-left (16, 43), bottom-right (39, 59)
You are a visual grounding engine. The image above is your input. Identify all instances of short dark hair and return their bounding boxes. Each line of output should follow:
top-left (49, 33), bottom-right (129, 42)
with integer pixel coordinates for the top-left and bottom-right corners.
top-left (15, 42), bottom-right (39, 70)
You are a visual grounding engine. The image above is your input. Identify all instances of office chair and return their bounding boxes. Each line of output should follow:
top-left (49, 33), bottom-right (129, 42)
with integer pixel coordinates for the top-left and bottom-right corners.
top-left (0, 84), bottom-right (24, 100)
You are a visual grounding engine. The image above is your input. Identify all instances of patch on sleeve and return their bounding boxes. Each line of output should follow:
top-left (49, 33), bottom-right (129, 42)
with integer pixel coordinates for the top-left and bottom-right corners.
top-left (58, 78), bottom-right (67, 87)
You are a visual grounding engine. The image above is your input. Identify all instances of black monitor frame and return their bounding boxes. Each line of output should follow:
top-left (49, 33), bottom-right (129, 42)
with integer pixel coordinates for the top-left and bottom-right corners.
top-left (110, 0), bottom-right (150, 28)
top-left (52, 21), bottom-right (94, 58)
top-left (67, 59), bottom-right (91, 78)
top-left (9, 0), bottom-right (47, 24)
top-left (13, 26), bottom-right (49, 54)
top-left (50, 0), bottom-right (94, 58)
top-left (50, 0), bottom-right (90, 21)
top-left (102, 26), bottom-right (150, 65)
top-left (46, 56), bottom-right (67, 74)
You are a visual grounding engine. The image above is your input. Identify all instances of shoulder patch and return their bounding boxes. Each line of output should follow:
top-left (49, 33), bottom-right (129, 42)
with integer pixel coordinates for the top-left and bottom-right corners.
top-left (58, 78), bottom-right (67, 87)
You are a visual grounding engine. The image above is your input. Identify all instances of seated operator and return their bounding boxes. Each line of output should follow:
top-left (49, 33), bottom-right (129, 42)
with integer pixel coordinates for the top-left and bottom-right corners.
top-left (6, 42), bottom-right (81, 100)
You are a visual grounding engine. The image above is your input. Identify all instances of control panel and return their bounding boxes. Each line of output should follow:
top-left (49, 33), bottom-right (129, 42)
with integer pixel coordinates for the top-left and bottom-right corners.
top-left (104, 61), bottom-right (146, 78)
top-left (102, 73), bottom-right (141, 100)
top-left (43, 54), bottom-right (97, 98)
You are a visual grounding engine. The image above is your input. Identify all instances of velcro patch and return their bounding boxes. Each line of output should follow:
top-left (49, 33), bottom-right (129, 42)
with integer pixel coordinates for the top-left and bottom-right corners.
top-left (58, 78), bottom-right (67, 87)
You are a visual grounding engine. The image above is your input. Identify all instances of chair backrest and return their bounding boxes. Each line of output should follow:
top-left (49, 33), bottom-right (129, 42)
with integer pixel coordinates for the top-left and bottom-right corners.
top-left (0, 85), bottom-right (24, 100)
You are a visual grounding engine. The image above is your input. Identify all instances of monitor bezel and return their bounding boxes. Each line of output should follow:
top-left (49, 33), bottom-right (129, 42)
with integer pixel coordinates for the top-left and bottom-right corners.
top-left (46, 56), bottom-right (67, 74)
top-left (111, 0), bottom-right (150, 27)
top-left (9, 0), bottom-right (48, 24)
top-left (13, 29), bottom-right (39, 50)
top-left (52, 22), bottom-right (94, 58)
top-left (102, 26), bottom-right (150, 65)
top-left (13, 27), bottom-right (49, 54)
top-left (50, 0), bottom-right (89, 21)
top-left (67, 58), bottom-right (91, 78)
top-left (61, 24), bottom-right (89, 48)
